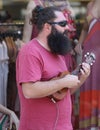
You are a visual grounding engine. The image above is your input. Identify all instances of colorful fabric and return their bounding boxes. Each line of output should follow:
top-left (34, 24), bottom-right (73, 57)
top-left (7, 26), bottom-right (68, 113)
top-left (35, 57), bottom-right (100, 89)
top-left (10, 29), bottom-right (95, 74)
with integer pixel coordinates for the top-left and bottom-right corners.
top-left (16, 39), bottom-right (73, 130)
top-left (63, 9), bottom-right (76, 39)
top-left (0, 113), bottom-right (9, 130)
top-left (79, 19), bottom-right (100, 129)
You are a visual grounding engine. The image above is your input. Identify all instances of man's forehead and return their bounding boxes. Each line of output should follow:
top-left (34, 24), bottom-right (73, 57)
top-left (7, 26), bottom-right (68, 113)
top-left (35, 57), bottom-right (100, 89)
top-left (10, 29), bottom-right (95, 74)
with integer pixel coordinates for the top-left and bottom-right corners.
top-left (54, 11), bottom-right (66, 21)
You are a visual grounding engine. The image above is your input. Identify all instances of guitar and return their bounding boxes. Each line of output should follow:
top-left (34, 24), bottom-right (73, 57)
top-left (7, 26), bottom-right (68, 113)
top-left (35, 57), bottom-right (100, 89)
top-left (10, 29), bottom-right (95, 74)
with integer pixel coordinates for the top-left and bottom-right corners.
top-left (49, 52), bottom-right (96, 102)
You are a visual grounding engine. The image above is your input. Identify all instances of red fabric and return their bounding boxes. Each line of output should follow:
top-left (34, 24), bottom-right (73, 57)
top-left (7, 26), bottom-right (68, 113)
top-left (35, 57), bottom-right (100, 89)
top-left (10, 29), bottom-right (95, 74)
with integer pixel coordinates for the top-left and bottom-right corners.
top-left (16, 39), bottom-right (73, 130)
top-left (79, 19), bottom-right (100, 129)
top-left (63, 9), bottom-right (76, 39)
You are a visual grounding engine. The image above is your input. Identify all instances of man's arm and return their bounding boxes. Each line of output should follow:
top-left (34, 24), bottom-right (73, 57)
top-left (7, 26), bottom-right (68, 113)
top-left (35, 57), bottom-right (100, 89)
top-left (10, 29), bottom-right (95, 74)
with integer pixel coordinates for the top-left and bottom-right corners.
top-left (22, 74), bottom-right (80, 99)
top-left (22, 62), bottom-right (90, 99)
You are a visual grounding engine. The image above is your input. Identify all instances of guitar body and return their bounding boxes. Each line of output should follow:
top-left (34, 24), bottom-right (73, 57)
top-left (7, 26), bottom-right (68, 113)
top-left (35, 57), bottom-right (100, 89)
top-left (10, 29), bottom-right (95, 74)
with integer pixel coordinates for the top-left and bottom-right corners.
top-left (49, 52), bottom-right (96, 102)
top-left (51, 88), bottom-right (68, 101)
top-left (49, 71), bottom-right (69, 102)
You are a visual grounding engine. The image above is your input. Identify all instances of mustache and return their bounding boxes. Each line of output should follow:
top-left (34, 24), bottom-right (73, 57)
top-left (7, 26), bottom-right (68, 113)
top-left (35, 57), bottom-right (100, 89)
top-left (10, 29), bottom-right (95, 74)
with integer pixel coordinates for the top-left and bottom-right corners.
top-left (63, 30), bottom-right (68, 36)
top-left (47, 29), bottom-right (72, 55)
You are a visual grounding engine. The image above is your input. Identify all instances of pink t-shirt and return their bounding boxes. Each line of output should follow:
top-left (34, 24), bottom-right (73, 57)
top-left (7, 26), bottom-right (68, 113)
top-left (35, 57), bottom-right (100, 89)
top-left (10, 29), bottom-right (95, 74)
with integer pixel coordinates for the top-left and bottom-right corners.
top-left (16, 39), bottom-right (73, 130)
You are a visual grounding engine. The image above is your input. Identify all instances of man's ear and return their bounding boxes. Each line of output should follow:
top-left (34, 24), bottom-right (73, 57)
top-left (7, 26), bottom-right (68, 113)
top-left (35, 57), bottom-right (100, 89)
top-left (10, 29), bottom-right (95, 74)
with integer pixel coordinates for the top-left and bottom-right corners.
top-left (44, 23), bottom-right (52, 32)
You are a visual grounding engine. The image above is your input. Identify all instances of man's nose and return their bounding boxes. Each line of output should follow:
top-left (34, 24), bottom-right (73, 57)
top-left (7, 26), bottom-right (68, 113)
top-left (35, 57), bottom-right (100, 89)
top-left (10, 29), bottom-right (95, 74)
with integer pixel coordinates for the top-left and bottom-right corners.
top-left (64, 25), bottom-right (69, 30)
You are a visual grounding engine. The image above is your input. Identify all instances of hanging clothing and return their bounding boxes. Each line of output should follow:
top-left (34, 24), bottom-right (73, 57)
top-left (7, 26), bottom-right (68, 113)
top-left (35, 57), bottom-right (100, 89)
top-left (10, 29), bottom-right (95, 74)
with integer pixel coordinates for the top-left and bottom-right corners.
top-left (5, 37), bottom-right (18, 111)
top-left (0, 41), bottom-right (9, 106)
top-left (79, 19), bottom-right (100, 129)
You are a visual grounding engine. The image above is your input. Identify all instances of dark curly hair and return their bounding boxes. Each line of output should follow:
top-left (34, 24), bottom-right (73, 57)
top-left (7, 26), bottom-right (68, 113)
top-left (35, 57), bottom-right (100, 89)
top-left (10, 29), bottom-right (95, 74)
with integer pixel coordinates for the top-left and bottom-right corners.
top-left (30, 5), bottom-right (61, 31)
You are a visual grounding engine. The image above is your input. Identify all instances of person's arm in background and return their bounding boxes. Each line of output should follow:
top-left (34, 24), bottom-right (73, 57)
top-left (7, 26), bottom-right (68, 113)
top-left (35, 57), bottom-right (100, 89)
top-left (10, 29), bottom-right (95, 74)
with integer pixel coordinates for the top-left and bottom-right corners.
top-left (0, 104), bottom-right (19, 129)
top-left (74, 6), bottom-right (90, 65)
top-left (78, 19), bottom-right (88, 47)
top-left (74, 19), bottom-right (89, 65)
top-left (75, 0), bottom-right (100, 59)
top-left (22, 0), bottom-right (36, 43)
top-left (76, 0), bottom-right (91, 53)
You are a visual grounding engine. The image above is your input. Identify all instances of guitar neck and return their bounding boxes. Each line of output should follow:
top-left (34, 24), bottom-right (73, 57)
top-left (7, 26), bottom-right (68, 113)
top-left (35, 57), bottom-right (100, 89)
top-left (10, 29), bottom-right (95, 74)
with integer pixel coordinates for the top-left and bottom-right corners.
top-left (71, 52), bottom-right (96, 75)
top-left (71, 65), bottom-right (80, 75)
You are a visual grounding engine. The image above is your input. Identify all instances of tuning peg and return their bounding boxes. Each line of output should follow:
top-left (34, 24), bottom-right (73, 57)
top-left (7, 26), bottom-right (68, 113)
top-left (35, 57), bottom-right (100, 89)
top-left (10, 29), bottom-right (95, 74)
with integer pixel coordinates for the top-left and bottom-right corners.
top-left (84, 54), bottom-right (87, 57)
top-left (84, 52), bottom-right (90, 57)
top-left (87, 52), bottom-right (90, 55)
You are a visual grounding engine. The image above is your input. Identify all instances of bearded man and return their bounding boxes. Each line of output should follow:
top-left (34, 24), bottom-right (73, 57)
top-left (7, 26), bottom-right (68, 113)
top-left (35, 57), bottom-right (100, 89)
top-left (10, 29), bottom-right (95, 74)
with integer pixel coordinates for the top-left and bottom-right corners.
top-left (16, 6), bottom-right (90, 130)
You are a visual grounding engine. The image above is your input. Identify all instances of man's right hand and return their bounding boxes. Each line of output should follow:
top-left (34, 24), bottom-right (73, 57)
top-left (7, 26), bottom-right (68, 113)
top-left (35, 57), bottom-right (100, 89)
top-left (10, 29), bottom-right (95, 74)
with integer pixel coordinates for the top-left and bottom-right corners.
top-left (63, 74), bottom-right (80, 88)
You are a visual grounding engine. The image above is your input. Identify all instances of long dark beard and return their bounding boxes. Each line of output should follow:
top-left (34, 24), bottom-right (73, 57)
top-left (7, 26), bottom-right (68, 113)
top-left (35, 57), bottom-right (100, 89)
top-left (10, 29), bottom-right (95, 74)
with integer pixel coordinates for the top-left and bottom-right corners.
top-left (47, 27), bottom-right (72, 55)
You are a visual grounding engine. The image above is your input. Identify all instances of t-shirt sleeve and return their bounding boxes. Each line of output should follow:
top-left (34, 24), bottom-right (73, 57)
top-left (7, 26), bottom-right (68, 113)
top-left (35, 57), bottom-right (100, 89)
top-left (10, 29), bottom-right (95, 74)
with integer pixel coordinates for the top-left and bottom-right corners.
top-left (17, 53), bottom-right (42, 85)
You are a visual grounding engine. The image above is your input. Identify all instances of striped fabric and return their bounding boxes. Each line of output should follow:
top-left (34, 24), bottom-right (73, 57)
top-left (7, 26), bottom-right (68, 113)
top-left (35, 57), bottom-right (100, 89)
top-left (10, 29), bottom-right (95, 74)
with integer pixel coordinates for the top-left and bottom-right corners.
top-left (0, 113), bottom-right (9, 130)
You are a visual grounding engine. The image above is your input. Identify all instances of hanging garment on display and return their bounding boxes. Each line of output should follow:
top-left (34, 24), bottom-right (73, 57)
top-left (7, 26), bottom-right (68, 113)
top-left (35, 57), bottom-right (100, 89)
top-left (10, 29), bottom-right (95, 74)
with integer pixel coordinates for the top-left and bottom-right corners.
top-left (0, 40), bottom-right (9, 106)
top-left (79, 19), bottom-right (100, 129)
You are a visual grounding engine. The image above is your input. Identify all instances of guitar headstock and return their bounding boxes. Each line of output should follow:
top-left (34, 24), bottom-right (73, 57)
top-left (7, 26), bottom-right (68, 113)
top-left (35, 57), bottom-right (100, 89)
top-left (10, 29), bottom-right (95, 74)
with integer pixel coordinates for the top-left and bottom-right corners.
top-left (84, 52), bottom-right (96, 65)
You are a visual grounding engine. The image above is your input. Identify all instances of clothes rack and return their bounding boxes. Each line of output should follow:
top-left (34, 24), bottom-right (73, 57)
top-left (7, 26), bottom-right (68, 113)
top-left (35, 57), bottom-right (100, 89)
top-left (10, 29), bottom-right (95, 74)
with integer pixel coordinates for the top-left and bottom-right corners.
top-left (0, 25), bottom-right (22, 117)
top-left (0, 22), bottom-right (24, 26)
